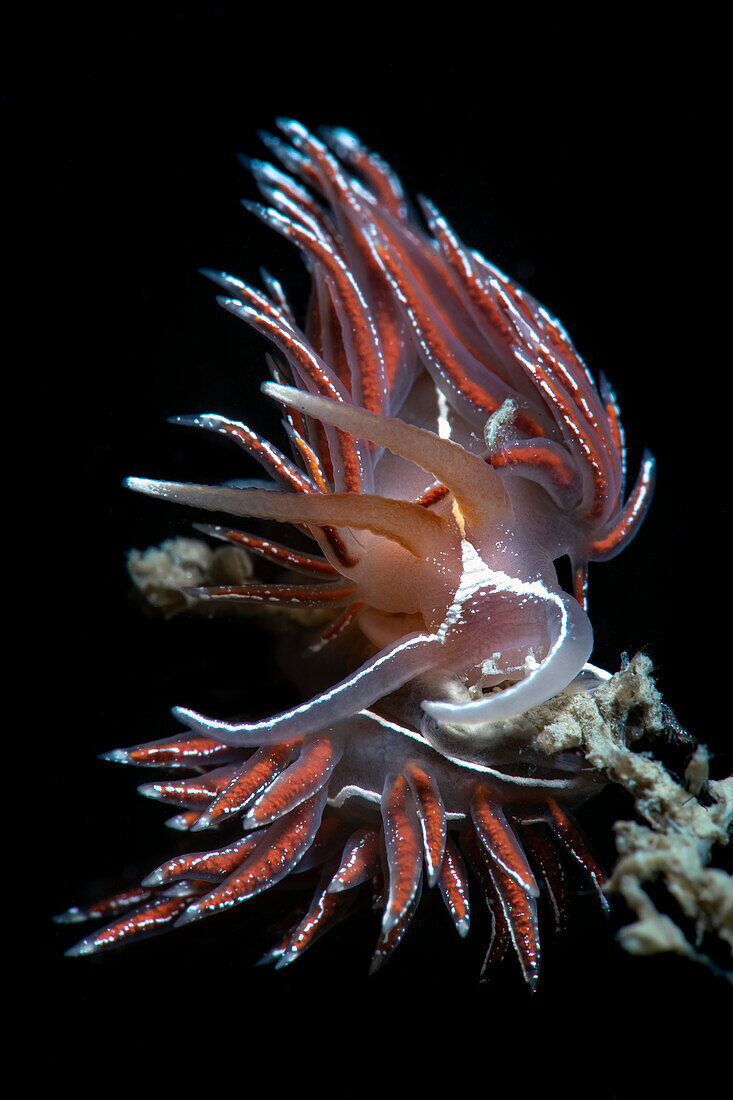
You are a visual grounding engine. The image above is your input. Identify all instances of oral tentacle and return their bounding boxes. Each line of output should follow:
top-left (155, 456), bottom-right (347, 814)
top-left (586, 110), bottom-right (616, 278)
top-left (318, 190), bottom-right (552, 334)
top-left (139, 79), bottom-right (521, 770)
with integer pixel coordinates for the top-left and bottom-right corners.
top-left (125, 476), bottom-right (447, 558)
top-left (262, 381), bottom-right (509, 527)
top-left (172, 632), bottom-right (442, 747)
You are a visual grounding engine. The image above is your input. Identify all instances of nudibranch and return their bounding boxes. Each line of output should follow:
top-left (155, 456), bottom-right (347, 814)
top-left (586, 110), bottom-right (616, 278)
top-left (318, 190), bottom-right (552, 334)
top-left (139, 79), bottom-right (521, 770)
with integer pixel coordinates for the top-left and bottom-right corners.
top-left (60, 120), bottom-right (656, 986)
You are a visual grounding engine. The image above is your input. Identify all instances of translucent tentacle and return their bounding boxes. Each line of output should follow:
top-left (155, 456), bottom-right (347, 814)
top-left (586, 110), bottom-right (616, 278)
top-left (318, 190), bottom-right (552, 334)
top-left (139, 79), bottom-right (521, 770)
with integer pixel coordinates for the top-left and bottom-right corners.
top-left (243, 184), bottom-right (335, 249)
top-left (125, 477), bottom-right (447, 559)
top-left (262, 381), bottom-right (509, 527)
top-left (172, 631), bottom-right (440, 747)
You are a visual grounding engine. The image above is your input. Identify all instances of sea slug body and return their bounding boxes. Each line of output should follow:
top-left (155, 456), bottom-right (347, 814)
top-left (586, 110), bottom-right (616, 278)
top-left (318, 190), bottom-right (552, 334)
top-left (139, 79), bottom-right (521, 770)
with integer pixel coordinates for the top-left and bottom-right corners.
top-left (60, 120), bottom-right (656, 987)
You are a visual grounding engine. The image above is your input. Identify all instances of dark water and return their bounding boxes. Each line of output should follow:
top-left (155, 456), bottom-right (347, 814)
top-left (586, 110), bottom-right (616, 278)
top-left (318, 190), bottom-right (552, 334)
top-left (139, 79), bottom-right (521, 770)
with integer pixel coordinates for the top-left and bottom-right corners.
top-left (13, 9), bottom-right (729, 1094)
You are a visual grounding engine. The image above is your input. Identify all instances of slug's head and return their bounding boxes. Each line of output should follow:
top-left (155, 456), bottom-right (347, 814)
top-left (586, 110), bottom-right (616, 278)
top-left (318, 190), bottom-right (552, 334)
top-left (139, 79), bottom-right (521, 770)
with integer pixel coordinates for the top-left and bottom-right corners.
top-left (256, 382), bottom-right (596, 730)
top-left (127, 118), bottom-right (654, 749)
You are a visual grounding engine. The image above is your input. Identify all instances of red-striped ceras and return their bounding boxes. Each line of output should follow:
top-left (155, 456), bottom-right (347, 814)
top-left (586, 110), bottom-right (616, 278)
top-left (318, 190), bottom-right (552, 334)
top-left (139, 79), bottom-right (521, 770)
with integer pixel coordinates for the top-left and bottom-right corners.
top-left (59, 120), bottom-right (654, 987)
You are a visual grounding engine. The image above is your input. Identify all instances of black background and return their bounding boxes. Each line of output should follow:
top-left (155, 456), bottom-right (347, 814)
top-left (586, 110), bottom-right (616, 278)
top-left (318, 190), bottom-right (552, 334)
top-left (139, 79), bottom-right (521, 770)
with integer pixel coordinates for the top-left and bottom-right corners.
top-left (11, 7), bottom-right (729, 1095)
